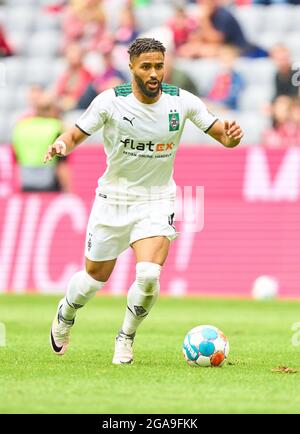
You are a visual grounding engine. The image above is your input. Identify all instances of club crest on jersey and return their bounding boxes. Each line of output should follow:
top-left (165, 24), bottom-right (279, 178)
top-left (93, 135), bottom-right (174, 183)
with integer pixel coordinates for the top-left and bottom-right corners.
top-left (168, 112), bottom-right (180, 131)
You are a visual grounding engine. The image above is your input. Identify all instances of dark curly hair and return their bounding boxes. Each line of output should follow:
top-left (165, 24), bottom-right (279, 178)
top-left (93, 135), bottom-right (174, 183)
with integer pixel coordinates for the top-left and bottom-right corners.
top-left (128, 38), bottom-right (166, 61)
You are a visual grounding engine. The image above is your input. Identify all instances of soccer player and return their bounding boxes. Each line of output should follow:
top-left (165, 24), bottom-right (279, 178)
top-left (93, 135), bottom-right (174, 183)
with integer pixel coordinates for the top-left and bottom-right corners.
top-left (44, 38), bottom-right (243, 364)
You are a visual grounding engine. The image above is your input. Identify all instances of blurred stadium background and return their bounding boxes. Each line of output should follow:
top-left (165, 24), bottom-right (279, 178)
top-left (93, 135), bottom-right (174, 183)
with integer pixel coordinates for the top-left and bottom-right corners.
top-left (1, 0), bottom-right (300, 298)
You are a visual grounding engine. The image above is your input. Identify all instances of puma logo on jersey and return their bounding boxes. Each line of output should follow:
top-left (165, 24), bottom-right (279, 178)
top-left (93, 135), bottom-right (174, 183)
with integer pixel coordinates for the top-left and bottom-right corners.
top-left (123, 116), bottom-right (135, 126)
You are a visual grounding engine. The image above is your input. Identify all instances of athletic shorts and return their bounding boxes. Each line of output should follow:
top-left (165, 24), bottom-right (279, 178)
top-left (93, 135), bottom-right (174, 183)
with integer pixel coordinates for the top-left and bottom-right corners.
top-left (84, 196), bottom-right (178, 261)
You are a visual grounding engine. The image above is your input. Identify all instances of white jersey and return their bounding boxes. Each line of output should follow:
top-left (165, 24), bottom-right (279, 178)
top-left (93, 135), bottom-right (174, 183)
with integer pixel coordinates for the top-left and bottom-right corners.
top-left (76, 83), bottom-right (217, 204)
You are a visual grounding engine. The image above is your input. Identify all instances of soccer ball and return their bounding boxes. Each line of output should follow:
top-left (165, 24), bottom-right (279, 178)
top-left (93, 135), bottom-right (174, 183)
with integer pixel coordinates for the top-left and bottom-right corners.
top-left (251, 275), bottom-right (279, 300)
top-left (182, 325), bottom-right (229, 367)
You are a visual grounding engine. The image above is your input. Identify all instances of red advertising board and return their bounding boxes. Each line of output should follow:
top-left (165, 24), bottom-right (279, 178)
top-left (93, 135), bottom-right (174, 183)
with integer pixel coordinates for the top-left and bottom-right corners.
top-left (1, 145), bottom-right (300, 297)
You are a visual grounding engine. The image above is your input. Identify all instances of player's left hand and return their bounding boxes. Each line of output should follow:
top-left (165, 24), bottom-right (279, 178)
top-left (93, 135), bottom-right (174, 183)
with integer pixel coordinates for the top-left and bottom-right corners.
top-left (224, 120), bottom-right (243, 146)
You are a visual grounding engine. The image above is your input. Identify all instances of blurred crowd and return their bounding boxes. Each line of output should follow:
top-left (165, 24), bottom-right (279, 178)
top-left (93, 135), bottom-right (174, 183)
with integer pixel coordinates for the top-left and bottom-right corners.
top-left (1, 0), bottom-right (300, 191)
top-left (263, 44), bottom-right (300, 148)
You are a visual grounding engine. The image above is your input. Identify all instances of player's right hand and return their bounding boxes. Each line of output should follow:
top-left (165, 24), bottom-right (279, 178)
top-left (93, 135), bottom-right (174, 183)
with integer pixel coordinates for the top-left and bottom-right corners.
top-left (43, 141), bottom-right (66, 163)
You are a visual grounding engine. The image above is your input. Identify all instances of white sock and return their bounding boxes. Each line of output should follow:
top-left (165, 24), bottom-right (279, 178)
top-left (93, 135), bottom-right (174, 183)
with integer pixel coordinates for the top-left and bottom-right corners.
top-left (61, 270), bottom-right (105, 321)
top-left (121, 262), bottom-right (161, 336)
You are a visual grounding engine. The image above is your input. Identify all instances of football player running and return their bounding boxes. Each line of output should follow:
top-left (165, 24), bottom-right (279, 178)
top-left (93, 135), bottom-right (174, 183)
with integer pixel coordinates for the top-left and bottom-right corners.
top-left (44, 38), bottom-right (243, 364)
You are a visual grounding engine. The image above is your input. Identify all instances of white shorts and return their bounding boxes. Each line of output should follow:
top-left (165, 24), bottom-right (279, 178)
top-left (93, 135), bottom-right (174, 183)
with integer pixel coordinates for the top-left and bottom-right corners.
top-left (84, 197), bottom-right (178, 261)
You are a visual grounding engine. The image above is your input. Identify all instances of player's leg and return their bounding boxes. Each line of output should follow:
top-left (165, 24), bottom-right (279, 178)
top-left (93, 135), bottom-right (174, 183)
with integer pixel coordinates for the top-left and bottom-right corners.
top-left (51, 258), bottom-right (116, 355)
top-left (51, 194), bottom-right (132, 356)
top-left (60, 257), bottom-right (117, 321)
top-left (123, 236), bottom-right (169, 333)
top-left (113, 236), bottom-right (170, 364)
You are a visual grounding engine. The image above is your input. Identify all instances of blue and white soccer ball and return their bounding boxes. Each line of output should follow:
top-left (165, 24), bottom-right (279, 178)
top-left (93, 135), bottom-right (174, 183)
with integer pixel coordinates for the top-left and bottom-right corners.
top-left (182, 325), bottom-right (229, 367)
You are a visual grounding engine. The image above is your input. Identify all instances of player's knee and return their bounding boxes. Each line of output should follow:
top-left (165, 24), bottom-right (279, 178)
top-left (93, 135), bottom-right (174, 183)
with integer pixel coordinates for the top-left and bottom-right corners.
top-left (136, 262), bottom-right (161, 295)
top-left (83, 270), bottom-right (105, 296)
top-left (85, 262), bottom-right (110, 282)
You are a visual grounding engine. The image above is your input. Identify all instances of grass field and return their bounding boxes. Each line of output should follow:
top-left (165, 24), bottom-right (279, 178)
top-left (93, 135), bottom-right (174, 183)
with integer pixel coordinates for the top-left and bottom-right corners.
top-left (0, 294), bottom-right (300, 414)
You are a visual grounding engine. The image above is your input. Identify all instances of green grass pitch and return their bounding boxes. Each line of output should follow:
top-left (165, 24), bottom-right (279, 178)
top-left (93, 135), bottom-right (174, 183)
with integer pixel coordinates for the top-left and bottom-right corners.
top-left (0, 294), bottom-right (300, 414)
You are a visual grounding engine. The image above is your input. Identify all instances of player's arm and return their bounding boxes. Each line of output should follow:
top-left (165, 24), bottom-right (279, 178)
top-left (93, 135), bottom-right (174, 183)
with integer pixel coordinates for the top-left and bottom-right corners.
top-left (43, 125), bottom-right (88, 163)
top-left (207, 119), bottom-right (243, 148)
top-left (183, 90), bottom-right (243, 148)
top-left (43, 89), bottom-right (113, 163)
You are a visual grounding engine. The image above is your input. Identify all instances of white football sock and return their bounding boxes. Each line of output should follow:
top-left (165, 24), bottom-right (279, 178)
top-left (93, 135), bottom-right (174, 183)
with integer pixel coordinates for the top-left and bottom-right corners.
top-left (61, 270), bottom-right (105, 321)
top-left (121, 261), bottom-right (161, 336)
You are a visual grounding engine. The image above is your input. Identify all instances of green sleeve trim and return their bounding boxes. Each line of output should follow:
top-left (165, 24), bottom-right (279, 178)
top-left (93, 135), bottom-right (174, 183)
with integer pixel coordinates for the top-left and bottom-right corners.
top-left (162, 83), bottom-right (180, 96)
top-left (114, 83), bottom-right (133, 97)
